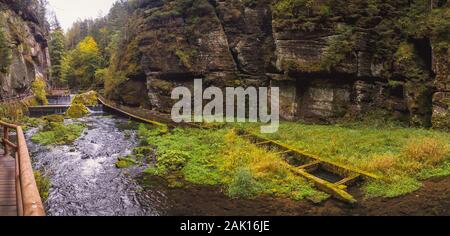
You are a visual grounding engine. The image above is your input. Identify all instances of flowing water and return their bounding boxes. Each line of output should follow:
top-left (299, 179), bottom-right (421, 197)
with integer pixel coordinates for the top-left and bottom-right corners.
top-left (27, 114), bottom-right (284, 216)
top-left (27, 115), bottom-right (159, 216)
top-left (25, 97), bottom-right (446, 216)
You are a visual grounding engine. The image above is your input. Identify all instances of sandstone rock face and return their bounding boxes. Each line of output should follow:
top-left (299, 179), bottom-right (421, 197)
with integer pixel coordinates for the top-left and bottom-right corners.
top-left (110, 0), bottom-right (447, 126)
top-left (432, 47), bottom-right (450, 129)
top-left (0, 0), bottom-right (49, 100)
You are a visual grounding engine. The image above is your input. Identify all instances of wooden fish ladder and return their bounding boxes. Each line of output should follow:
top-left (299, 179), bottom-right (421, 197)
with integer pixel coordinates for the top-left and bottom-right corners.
top-left (0, 121), bottom-right (45, 216)
top-left (237, 130), bottom-right (381, 204)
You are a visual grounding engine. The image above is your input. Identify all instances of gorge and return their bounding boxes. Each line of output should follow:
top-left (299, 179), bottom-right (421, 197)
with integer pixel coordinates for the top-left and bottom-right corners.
top-left (1, 0), bottom-right (450, 216)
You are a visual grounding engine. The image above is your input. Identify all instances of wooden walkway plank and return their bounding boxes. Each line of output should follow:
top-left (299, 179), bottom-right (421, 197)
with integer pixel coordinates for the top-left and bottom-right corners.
top-left (0, 153), bottom-right (17, 216)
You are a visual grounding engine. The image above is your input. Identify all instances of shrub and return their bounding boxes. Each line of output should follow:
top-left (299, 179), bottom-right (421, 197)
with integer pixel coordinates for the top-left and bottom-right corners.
top-left (158, 150), bottom-right (190, 172)
top-left (72, 91), bottom-right (98, 106)
top-left (66, 103), bottom-right (90, 119)
top-left (228, 168), bottom-right (259, 199)
top-left (31, 77), bottom-right (48, 105)
top-left (34, 171), bottom-right (51, 201)
top-left (42, 114), bottom-right (65, 123)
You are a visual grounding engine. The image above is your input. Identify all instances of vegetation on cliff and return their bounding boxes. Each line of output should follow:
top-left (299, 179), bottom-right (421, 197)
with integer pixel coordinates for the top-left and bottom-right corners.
top-left (0, 26), bottom-right (12, 73)
top-left (31, 76), bottom-right (49, 105)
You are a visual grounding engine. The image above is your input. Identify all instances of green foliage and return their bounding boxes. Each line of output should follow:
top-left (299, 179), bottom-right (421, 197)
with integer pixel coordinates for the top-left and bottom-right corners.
top-left (116, 157), bottom-right (137, 168)
top-left (364, 176), bottom-right (422, 198)
top-left (158, 150), bottom-right (190, 172)
top-left (228, 168), bottom-right (259, 199)
top-left (31, 77), bottom-right (49, 105)
top-left (71, 91), bottom-right (98, 106)
top-left (272, 0), bottom-right (448, 77)
top-left (42, 114), bottom-right (65, 123)
top-left (65, 103), bottom-right (90, 119)
top-left (0, 26), bottom-right (12, 73)
top-left (49, 28), bottom-right (66, 86)
top-left (31, 122), bottom-right (85, 145)
top-left (138, 126), bottom-right (325, 201)
top-left (238, 120), bottom-right (450, 198)
top-left (61, 36), bottom-right (104, 89)
top-left (34, 171), bottom-right (51, 201)
top-left (321, 24), bottom-right (358, 70)
top-left (94, 68), bottom-right (108, 87)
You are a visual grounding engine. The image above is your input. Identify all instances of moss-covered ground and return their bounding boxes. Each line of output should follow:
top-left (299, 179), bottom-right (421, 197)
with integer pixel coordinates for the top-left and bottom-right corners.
top-left (30, 115), bottom-right (85, 146)
top-left (234, 121), bottom-right (450, 198)
top-left (120, 117), bottom-right (450, 201)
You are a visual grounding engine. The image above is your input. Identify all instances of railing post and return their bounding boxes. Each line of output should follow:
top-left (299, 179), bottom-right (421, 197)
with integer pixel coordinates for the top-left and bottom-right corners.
top-left (3, 126), bottom-right (8, 155)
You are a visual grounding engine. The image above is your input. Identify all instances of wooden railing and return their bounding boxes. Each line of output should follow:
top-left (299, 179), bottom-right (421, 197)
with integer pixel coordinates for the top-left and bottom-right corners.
top-left (0, 93), bottom-right (34, 103)
top-left (0, 121), bottom-right (45, 216)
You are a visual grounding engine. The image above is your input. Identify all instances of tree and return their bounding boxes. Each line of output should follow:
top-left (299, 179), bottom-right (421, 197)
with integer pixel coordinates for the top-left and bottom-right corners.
top-left (61, 36), bottom-right (103, 88)
top-left (49, 27), bottom-right (66, 87)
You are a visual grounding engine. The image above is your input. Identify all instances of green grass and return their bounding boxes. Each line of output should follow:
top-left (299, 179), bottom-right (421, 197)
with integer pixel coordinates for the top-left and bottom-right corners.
top-left (131, 124), bottom-right (327, 201)
top-left (34, 171), bottom-right (51, 201)
top-left (235, 121), bottom-right (450, 198)
top-left (126, 118), bottom-right (450, 201)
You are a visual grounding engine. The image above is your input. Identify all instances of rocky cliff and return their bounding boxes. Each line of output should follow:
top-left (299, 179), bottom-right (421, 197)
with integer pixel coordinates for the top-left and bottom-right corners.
top-left (108, 0), bottom-right (449, 127)
top-left (0, 0), bottom-right (50, 100)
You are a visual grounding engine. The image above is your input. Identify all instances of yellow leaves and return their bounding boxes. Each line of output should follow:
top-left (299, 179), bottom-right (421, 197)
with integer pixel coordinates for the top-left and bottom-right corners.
top-left (31, 76), bottom-right (48, 105)
top-left (62, 36), bottom-right (103, 88)
top-left (77, 36), bottom-right (100, 55)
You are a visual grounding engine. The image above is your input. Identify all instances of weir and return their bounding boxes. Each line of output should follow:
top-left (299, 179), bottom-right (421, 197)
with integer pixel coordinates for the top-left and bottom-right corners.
top-left (28, 94), bottom-right (104, 117)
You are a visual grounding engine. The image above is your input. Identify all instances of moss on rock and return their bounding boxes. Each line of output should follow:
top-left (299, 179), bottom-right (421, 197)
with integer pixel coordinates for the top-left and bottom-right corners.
top-left (66, 103), bottom-right (90, 119)
top-left (72, 91), bottom-right (98, 106)
top-left (42, 114), bottom-right (65, 123)
top-left (31, 122), bottom-right (86, 145)
top-left (115, 156), bottom-right (137, 169)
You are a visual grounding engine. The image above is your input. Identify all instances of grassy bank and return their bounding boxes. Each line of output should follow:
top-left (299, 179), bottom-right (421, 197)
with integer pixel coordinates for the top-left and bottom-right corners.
top-left (120, 123), bottom-right (328, 202)
top-left (120, 119), bottom-right (450, 201)
top-left (237, 121), bottom-right (450, 198)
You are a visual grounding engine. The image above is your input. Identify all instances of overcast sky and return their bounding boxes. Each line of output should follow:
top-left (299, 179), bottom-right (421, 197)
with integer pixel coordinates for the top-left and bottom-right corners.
top-left (48, 0), bottom-right (118, 31)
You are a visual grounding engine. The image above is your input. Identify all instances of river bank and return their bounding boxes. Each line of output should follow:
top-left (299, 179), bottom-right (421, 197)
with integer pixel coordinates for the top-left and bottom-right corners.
top-left (17, 91), bottom-right (450, 216)
top-left (139, 175), bottom-right (450, 216)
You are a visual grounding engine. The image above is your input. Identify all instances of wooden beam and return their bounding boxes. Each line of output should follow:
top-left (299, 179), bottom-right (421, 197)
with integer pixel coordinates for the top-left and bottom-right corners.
top-left (16, 126), bottom-right (45, 216)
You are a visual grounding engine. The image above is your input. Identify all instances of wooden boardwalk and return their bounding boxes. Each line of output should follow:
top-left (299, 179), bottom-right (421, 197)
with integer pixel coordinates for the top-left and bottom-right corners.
top-left (1, 121), bottom-right (45, 216)
top-left (0, 150), bottom-right (17, 216)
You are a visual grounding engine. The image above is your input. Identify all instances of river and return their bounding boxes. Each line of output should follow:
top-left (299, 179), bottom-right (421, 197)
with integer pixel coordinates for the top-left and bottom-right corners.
top-left (24, 101), bottom-right (449, 216)
top-left (26, 113), bottom-right (296, 216)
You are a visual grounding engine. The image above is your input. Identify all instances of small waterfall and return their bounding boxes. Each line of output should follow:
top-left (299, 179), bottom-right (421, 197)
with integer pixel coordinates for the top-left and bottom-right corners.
top-left (47, 95), bottom-right (72, 105)
top-left (86, 105), bottom-right (105, 114)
